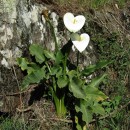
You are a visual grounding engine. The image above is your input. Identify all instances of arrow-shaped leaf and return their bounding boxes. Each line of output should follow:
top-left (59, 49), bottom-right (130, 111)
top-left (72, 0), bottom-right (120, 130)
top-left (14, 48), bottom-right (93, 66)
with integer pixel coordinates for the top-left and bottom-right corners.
top-left (81, 60), bottom-right (112, 76)
top-left (29, 44), bottom-right (45, 64)
top-left (69, 78), bottom-right (86, 99)
top-left (21, 66), bottom-right (46, 90)
top-left (43, 50), bottom-right (55, 60)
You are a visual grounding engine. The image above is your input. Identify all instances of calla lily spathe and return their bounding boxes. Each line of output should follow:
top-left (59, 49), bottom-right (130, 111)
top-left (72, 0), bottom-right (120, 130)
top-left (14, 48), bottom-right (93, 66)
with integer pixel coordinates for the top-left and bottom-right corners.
top-left (72, 33), bottom-right (90, 53)
top-left (63, 12), bottom-right (86, 33)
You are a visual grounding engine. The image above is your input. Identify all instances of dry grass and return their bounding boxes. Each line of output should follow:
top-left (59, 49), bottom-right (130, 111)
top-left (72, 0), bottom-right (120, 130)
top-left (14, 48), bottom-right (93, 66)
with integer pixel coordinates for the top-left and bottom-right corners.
top-left (36, 0), bottom-right (129, 17)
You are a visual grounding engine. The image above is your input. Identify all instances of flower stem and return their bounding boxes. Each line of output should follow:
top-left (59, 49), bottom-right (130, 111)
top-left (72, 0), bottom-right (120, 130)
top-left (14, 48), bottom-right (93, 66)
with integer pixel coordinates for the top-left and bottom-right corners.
top-left (76, 51), bottom-right (80, 73)
top-left (63, 53), bottom-right (67, 77)
top-left (45, 62), bottom-right (51, 73)
top-left (77, 51), bottom-right (80, 66)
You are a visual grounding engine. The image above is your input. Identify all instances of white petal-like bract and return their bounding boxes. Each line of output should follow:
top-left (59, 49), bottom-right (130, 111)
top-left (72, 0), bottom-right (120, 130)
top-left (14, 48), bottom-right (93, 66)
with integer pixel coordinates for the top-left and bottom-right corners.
top-left (63, 13), bottom-right (86, 33)
top-left (72, 33), bottom-right (90, 52)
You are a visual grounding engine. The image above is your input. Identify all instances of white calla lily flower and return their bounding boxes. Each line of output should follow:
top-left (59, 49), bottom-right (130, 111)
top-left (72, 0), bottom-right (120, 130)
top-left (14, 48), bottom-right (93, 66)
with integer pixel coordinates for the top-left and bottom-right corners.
top-left (72, 33), bottom-right (90, 53)
top-left (63, 12), bottom-right (86, 33)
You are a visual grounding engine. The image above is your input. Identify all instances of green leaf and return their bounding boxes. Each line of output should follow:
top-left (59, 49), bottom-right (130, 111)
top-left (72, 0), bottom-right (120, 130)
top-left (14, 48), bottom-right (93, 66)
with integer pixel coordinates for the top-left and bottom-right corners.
top-left (70, 33), bottom-right (80, 41)
top-left (82, 107), bottom-right (93, 124)
top-left (26, 63), bottom-right (40, 74)
top-left (67, 70), bottom-right (77, 79)
top-left (75, 101), bottom-right (93, 124)
top-left (29, 44), bottom-right (45, 64)
top-left (83, 74), bottom-right (108, 101)
top-left (76, 124), bottom-right (82, 130)
top-left (69, 78), bottom-right (86, 99)
top-left (55, 51), bottom-right (64, 64)
top-left (50, 66), bottom-right (59, 75)
top-left (85, 74), bottom-right (107, 88)
top-left (57, 75), bottom-right (69, 88)
top-left (43, 50), bottom-right (55, 60)
top-left (85, 86), bottom-right (108, 101)
top-left (50, 66), bottom-right (63, 77)
top-left (17, 58), bottom-right (41, 74)
top-left (81, 60), bottom-right (112, 76)
top-left (75, 116), bottom-right (82, 130)
top-left (51, 89), bottom-right (67, 117)
top-left (17, 58), bottom-right (29, 71)
top-left (21, 66), bottom-right (46, 90)
top-left (92, 102), bottom-right (105, 115)
top-left (56, 67), bottom-right (63, 77)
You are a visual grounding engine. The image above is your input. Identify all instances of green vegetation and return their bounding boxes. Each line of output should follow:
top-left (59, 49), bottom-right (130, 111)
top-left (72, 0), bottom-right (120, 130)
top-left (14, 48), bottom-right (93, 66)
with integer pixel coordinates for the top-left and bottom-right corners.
top-left (86, 13), bottom-right (130, 129)
top-left (1, 0), bottom-right (130, 130)
top-left (16, 4), bottom-right (130, 127)
top-left (0, 117), bottom-right (36, 130)
top-left (7, 3), bottom-right (130, 130)
top-left (17, 13), bottom-right (111, 129)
